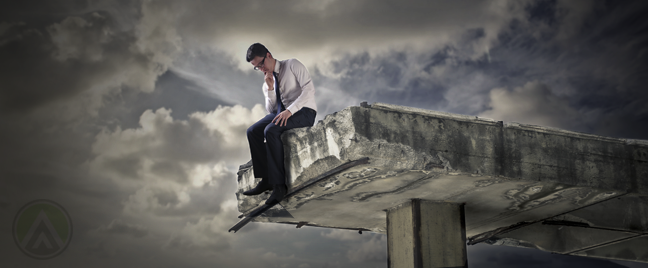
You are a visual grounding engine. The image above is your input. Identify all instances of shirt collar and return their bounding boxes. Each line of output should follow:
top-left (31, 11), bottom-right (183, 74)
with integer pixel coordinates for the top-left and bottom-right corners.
top-left (274, 59), bottom-right (281, 74)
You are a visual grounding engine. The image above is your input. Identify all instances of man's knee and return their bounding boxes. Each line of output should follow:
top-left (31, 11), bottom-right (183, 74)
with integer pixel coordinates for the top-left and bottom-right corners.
top-left (264, 124), bottom-right (282, 139)
top-left (246, 125), bottom-right (255, 138)
top-left (247, 123), bottom-right (264, 140)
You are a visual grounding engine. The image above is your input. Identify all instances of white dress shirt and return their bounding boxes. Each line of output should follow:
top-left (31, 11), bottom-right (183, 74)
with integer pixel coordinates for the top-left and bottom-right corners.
top-left (262, 58), bottom-right (317, 115)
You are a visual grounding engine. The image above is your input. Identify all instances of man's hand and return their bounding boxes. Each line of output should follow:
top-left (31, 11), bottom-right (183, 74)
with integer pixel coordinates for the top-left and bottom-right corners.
top-left (265, 72), bottom-right (274, 91)
top-left (272, 110), bottom-right (292, 127)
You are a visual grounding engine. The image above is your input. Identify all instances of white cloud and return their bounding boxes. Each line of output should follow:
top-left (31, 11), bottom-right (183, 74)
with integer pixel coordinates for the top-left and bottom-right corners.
top-left (130, 0), bottom-right (182, 93)
top-left (86, 104), bottom-right (265, 229)
top-left (90, 104), bottom-right (265, 185)
top-left (190, 104), bottom-right (267, 149)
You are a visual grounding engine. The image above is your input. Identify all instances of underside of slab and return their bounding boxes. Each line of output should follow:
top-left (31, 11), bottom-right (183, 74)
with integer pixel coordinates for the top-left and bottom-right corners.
top-left (235, 102), bottom-right (648, 263)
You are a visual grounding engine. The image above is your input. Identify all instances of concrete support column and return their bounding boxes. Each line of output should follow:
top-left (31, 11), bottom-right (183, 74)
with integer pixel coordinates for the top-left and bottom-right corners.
top-left (387, 199), bottom-right (467, 268)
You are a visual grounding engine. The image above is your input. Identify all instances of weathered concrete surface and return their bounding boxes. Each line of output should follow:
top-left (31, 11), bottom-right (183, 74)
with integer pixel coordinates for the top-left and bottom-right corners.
top-left (387, 200), bottom-right (467, 268)
top-left (236, 102), bottom-right (648, 263)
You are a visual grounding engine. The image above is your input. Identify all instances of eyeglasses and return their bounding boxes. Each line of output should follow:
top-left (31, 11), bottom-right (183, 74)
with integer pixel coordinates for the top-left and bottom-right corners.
top-left (254, 56), bottom-right (266, 71)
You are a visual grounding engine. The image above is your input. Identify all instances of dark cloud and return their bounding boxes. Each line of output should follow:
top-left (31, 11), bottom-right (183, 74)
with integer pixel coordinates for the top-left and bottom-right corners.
top-left (316, 0), bottom-right (648, 139)
top-left (483, 0), bottom-right (648, 138)
top-left (0, 12), bottom-right (147, 113)
top-left (321, 51), bottom-right (453, 111)
top-left (0, 0), bottom-right (179, 115)
top-left (1, 1), bottom-right (92, 26)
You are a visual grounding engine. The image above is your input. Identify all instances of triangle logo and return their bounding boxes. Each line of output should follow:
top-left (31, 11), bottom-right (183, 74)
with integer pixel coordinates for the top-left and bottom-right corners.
top-left (13, 200), bottom-right (72, 259)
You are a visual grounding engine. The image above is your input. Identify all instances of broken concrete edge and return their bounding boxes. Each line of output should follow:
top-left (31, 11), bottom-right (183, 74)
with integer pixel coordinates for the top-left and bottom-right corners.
top-left (236, 157), bottom-right (371, 218)
top-left (237, 103), bottom-right (491, 186)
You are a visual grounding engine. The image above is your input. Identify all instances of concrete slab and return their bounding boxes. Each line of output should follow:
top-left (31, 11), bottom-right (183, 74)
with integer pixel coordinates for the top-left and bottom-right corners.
top-left (235, 102), bottom-right (648, 263)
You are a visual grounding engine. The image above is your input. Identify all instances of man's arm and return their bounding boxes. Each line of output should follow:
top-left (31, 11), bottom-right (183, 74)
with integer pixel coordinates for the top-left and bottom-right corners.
top-left (263, 72), bottom-right (277, 114)
top-left (272, 59), bottom-right (316, 127)
top-left (285, 59), bottom-right (315, 115)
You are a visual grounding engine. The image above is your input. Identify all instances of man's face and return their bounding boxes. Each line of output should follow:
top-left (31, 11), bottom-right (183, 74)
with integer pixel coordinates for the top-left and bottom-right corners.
top-left (251, 53), bottom-right (272, 74)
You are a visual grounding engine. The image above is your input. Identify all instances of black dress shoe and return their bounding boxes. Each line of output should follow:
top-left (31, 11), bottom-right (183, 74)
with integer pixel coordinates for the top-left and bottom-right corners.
top-left (243, 180), bottom-right (271, 196)
top-left (265, 184), bottom-right (288, 205)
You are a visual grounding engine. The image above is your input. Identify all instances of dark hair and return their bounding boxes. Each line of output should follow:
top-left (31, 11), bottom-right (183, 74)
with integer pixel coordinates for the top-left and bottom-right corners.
top-left (246, 43), bottom-right (270, 62)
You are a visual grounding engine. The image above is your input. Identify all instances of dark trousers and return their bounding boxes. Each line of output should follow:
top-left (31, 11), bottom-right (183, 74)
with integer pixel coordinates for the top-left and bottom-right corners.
top-left (246, 107), bottom-right (316, 186)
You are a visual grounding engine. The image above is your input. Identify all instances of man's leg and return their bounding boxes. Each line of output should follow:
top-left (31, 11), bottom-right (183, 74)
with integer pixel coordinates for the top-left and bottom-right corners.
top-left (263, 108), bottom-right (317, 204)
top-left (244, 113), bottom-right (276, 195)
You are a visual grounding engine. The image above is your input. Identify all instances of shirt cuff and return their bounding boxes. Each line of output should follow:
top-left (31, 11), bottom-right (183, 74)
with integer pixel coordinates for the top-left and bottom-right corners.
top-left (287, 106), bottom-right (299, 115)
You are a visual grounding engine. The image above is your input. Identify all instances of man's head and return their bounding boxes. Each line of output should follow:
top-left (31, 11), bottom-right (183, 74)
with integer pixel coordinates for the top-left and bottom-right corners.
top-left (247, 43), bottom-right (275, 73)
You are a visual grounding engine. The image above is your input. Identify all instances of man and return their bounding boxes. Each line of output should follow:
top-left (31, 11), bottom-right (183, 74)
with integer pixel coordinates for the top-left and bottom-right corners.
top-left (244, 43), bottom-right (317, 205)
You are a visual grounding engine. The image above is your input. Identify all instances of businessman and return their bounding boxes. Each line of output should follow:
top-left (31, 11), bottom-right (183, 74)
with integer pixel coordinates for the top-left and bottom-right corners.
top-left (244, 43), bottom-right (317, 205)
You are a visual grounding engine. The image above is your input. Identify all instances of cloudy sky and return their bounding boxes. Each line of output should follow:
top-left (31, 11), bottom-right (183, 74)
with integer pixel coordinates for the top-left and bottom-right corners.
top-left (1, 0), bottom-right (647, 267)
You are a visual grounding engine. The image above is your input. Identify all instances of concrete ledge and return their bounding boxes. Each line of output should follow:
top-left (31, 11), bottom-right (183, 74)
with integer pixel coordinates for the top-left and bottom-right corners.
top-left (235, 102), bottom-right (648, 263)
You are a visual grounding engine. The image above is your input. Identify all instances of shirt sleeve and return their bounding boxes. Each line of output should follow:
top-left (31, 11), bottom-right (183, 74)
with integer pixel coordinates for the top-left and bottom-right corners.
top-left (285, 59), bottom-right (315, 115)
top-left (262, 81), bottom-right (277, 114)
